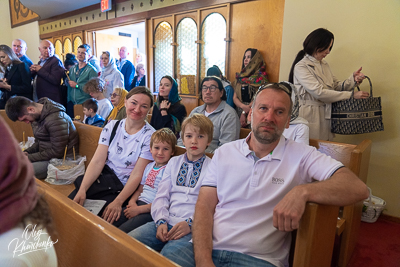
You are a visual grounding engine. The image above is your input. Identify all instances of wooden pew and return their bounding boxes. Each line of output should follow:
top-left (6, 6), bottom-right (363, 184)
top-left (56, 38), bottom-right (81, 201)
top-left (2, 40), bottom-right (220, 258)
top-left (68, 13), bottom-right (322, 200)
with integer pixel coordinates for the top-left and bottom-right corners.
top-left (0, 110), bottom-right (33, 142)
top-left (73, 104), bottom-right (84, 119)
top-left (36, 179), bottom-right (179, 267)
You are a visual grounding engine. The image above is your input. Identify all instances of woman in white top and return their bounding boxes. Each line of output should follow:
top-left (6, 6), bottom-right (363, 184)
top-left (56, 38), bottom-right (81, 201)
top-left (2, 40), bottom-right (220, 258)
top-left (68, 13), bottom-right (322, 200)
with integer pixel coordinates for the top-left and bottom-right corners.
top-left (100, 51), bottom-right (124, 99)
top-left (73, 86), bottom-right (155, 226)
top-left (289, 28), bottom-right (369, 140)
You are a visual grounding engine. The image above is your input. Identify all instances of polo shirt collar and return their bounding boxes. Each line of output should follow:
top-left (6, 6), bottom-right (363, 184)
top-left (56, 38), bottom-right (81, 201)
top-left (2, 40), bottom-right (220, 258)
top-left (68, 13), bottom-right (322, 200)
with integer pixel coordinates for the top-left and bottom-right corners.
top-left (240, 134), bottom-right (287, 161)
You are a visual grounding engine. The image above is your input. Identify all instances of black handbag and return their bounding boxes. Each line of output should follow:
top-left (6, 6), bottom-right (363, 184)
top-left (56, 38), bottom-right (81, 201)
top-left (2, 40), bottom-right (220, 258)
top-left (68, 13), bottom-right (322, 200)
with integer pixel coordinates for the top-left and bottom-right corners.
top-left (331, 76), bottom-right (384, 134)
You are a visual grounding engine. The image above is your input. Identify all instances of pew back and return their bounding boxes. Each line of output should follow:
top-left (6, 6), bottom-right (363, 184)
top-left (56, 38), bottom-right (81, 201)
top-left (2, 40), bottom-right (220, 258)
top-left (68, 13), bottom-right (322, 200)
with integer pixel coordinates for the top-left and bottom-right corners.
top-left (37, 179), bottom-right (178, 267)
top-left (0, 110), bottom-right (33, 142)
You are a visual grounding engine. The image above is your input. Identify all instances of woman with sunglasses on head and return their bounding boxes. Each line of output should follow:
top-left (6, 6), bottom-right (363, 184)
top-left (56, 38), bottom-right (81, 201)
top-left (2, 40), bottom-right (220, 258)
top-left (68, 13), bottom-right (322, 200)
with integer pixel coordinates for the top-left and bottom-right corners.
top-left (0, 44), bottom-right (32, 109)
top-left (289, 28), bottom-right (369, 141)
top-left (232, 48), bottom-right (269, 128)
top-left (150, 75), bottom-right (186, 137)
top-left (72, 86), bottom-right (155, 227)
top-left (100, 51), bottom-right (124, 99)
top-left (103, 87), bottom-right (128, 127)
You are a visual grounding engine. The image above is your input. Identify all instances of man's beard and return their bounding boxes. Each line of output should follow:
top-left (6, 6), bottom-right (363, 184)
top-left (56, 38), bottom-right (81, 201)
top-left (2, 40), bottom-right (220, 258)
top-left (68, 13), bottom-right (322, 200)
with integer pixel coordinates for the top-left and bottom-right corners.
top-left (251, 117), bottom-right (282, 144)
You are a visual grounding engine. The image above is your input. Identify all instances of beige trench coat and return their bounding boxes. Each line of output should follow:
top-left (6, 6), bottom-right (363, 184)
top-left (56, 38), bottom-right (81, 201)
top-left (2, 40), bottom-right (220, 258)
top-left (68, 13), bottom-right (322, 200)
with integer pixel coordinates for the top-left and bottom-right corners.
top-left (293, 54), bottom-right (355, 140)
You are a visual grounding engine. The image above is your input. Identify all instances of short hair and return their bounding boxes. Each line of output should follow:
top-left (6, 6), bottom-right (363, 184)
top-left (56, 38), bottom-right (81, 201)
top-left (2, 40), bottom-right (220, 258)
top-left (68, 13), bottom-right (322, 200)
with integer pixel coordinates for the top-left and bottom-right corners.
top-left (5, 96), bottom-right (35, 122)
top-left (150, 128), bottom-right (177, 154)
top-left (82, 98), bottom-right (98, 113)
top-left (126, 86), bottom-right (154, 107)
top-left (83, 77), bottom-right (106, 94)
top-left (0, 44), bottom-right (21, 70)
top-left (78, 44), bottom-right (91, 54)
top-left (136, 63), bottom-right (144, 75)
top-left (181, 114), bottom-right (213, 143)
top-left (252, 83), bottom-right (293, 115)
top-left (199, 76), bottom-right (227, 101)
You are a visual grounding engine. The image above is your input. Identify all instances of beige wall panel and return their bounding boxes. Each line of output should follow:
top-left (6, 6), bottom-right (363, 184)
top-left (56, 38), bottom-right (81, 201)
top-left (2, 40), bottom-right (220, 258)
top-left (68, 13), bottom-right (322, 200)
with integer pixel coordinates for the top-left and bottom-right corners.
top-left (228, 0), bottom-right (285, 83)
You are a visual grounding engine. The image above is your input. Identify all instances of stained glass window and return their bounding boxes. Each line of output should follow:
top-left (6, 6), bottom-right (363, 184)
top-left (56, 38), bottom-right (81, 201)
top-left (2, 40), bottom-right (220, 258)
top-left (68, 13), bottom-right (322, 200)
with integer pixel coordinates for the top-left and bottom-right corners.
top-left (54, 40), bottom-right (63, 62)
top-left (73, 36), bottom-right (83, 53)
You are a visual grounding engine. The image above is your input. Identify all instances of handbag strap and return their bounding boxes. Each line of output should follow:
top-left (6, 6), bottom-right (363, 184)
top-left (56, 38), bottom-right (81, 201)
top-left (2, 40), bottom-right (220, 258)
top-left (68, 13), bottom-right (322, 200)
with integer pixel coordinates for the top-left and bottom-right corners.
top-left (109, 120), bottom-right (121, 145)
top-left (356, 76), bottom-right (373, 97)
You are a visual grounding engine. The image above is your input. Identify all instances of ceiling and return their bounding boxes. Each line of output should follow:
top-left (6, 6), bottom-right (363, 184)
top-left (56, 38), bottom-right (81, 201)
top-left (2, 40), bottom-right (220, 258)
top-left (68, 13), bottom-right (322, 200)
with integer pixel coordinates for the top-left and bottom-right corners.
top-left (20, 0), bottom-right (100, 20)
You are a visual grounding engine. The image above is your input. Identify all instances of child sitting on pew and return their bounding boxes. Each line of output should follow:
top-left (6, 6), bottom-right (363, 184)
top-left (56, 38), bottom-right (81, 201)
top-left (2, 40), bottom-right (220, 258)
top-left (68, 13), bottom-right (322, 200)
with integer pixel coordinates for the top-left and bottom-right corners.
top-left (128, 114), bottom-right (213, 260)
top-left (82, 98), bottom-right (105, 127)
top-left (118, 128), bottom-right (176, 233)
top-left (83, 77), bottom-right (113, 120)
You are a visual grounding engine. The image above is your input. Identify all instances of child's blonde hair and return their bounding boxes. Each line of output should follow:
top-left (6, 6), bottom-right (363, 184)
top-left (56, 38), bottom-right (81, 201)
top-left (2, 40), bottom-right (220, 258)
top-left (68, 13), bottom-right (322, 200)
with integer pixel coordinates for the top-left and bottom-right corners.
top-left (181, 114), bottom-right (213, 143)
top-left (150, 128), bottom-right (177, 154)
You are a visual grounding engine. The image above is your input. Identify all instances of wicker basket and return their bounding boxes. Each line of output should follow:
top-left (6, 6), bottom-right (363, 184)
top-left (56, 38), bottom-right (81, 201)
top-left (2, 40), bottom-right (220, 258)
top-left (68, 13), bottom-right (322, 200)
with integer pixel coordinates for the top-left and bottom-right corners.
top-left (361, 188), bottom-right (386, 223)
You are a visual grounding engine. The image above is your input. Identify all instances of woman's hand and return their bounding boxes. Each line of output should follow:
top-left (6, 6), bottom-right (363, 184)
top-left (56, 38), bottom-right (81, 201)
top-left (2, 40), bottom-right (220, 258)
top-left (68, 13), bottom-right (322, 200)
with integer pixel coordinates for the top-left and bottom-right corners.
top-left (353, 67), bottom-right (366, 84)
top-left (73, 189), bottom-right (86, 206)
top-left (241, 104), bottom-right (251, 113)
top-left (0, 79), bottom-right (11, 91)
top-left (160, 100), bottom-right (171, 110)
top-left (102, 200), bottom-right (122, 224)
top-left (240, 113), bottom-right (248, 128)
top-left (167, 221), bottom-right (191, 240)
top-left (353, 90), bottom-right (369, 99)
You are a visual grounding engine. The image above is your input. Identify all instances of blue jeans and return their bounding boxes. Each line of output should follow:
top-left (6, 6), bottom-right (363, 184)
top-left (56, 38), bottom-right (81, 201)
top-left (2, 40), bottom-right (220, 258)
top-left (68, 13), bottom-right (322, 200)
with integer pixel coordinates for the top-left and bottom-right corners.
top-left (129, 221), bottom-right (192, 258)
top-left (167, 241), bottom-right (276, 267)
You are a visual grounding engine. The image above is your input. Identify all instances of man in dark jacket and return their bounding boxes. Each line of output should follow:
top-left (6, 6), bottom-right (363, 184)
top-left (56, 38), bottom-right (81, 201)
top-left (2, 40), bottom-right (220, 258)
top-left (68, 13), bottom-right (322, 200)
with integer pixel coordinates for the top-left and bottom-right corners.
top-left (30, 40), bottom-right (65, 104)
top-left (5, 96), bottom-right (79, 179)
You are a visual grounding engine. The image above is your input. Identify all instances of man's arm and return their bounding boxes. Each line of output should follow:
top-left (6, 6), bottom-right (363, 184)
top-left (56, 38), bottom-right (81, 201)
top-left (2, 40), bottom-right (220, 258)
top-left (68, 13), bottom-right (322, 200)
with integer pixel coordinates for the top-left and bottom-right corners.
top-left (273, 167), bottom-right (369, 232)
top-left (36, 58), bottom-right (65, 86)
top-left (193, 186), bottom-right (218, 267)
top-left (218, 110), bottom-right (241, 147)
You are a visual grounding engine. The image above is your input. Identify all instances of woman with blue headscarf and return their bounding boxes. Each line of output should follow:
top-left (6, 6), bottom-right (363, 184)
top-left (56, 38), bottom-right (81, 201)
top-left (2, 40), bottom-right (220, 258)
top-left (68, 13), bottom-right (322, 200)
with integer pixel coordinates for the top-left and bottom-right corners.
top-left (150, 75), bottom-right (186, 137)
top-left (100, 51), bottom-right (124, 99)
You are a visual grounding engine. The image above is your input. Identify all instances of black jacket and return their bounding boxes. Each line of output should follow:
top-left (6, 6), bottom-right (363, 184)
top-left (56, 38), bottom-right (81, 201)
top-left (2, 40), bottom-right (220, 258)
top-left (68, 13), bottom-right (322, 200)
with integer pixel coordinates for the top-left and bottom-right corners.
top-left (0, 62), bottom-right (32, 108)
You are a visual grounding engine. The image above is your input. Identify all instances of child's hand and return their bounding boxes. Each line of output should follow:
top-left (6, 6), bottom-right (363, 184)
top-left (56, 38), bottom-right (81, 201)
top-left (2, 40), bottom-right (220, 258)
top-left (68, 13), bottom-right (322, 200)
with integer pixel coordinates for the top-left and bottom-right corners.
top-left (156, 224), bottom-right (168, 242)
top-left (124, 205), bottom-right (141, 219)
top-left (167, 221), bottom-right (190, 240)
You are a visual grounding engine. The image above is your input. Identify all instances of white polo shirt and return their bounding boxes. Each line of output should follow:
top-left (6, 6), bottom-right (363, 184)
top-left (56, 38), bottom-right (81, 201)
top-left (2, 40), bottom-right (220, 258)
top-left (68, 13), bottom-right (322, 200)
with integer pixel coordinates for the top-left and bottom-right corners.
top-left (201, 135), bottom-right (343, 267)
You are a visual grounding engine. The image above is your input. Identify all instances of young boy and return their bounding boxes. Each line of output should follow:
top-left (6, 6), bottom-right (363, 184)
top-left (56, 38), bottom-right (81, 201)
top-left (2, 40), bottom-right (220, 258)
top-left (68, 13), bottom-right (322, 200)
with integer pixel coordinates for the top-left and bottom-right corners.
top-left (117, 128), bottom-right (177, 232)
top-left (82, 98), bottom-right (105, 127)
top-left (128, 114), bottom-right (214, 259)
top-left (83, 77), bottom-right (113, 120)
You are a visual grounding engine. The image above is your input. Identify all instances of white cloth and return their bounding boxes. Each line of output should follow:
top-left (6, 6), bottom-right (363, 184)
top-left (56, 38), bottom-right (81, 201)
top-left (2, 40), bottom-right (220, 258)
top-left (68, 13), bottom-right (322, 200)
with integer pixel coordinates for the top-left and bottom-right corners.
top-left (283, 117), bottom-right (309, 145)
top-left (151, 153), bottom-right (212, 226)
top-left (97, 98), bottom-right (113, 120)
top-left (201, 135), bottom-right (343, 267)
top-left (0, 224), bottom-right (57, 267)
top-left (138, 162), bottom-right (167, 204)
top-left (100, 55), bottom-right (124, 99)
top-left (293, 54), bottom-right (355, 140)
top-left (98, 119), bottom-right (155, 185)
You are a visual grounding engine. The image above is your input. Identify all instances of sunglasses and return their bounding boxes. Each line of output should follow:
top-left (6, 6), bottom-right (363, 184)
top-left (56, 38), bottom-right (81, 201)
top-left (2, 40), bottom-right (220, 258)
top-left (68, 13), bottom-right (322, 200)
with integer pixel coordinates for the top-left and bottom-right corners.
top-left (257, 82), bottom-right (292, 97)
top-left (111, 93), bottom-right (120, 98)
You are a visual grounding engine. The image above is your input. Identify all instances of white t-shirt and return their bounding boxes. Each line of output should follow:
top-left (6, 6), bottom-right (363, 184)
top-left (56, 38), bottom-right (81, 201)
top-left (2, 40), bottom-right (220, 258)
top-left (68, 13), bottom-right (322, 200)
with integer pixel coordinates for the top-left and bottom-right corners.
top-left (201, 136), bottom-right (343, 267)
top-left (99, 119), bottom-right (155, 185)
top-left (97, 98), bottom-right (113, 120)
top-left (283, 117), bottom-right (310, 145)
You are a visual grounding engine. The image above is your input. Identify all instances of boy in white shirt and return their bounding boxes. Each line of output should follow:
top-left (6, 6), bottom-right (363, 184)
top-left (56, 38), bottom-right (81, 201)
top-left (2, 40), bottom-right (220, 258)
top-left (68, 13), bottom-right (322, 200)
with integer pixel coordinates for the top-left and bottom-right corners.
top-left (128, 114), bottom-right (213, 259)
top-left (83, 77), bottom-right (113, 120)
top-left (118, 128), bottom-right (177, 232)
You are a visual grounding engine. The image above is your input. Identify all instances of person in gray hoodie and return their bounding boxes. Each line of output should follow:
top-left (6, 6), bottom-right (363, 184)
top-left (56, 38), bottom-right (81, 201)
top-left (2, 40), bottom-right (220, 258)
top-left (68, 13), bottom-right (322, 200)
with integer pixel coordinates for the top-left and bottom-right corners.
top-left (5, 96), bottom-right (79, 179)
top-left (177, 76), bottom-right (240, 153)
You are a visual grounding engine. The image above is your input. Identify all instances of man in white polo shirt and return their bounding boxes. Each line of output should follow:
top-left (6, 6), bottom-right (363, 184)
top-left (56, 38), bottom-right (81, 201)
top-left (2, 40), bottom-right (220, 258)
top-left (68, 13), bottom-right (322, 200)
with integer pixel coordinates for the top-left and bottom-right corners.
top-left (166, 83), bottom-right (369, 267)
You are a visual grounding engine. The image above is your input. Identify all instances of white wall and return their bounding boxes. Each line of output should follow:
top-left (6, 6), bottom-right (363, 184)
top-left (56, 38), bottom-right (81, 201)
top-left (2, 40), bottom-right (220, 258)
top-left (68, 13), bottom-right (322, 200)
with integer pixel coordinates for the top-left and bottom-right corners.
top-left (280, 0), bottom-right (400, 217)
top-left (0, 1), bottom-right (40, 62)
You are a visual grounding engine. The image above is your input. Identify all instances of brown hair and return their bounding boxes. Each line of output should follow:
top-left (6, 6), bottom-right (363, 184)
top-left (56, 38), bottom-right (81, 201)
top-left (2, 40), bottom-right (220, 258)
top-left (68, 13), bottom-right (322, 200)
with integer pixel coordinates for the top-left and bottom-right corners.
top-left (150, 128), bottom-right (177, 154)
top-left (126, 86), bottom-right (154, 107)
top-left (181, 114), bottom-right (213, 143)
top-left (83, 77), bottom-right (106, 94)
top-left (22, 195), bottom-right (55, 236)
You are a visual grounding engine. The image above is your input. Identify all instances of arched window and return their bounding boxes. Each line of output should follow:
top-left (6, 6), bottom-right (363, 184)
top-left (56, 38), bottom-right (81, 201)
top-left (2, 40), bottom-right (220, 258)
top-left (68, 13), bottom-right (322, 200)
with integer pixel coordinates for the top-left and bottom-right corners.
top-left (63, 38), bottom-right (72, 59)
top-left (73, 36), bottom-right (83, 53)
top-left (154, 22), bottom-right (173, 92)
top-left (200, 13), bottom-right (227, 80)
top-left (54, 40), bottom-right (63, 62)
top-left (176, 18), bottom-right (197, 95)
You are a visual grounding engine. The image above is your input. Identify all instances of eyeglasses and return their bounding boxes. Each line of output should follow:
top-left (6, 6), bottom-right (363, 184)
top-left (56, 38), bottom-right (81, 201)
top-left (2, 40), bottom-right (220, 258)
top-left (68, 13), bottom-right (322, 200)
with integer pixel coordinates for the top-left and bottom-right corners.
top-left (111, 93), bottom-right (120, 98)
top-left (201, 85), bottom-right (219, 92)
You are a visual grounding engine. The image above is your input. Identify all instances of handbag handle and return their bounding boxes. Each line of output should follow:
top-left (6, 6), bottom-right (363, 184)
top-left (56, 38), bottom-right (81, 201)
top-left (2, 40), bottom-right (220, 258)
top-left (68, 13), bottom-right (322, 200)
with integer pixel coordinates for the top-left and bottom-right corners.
top-left (355, 76), bottom-right (373, 97)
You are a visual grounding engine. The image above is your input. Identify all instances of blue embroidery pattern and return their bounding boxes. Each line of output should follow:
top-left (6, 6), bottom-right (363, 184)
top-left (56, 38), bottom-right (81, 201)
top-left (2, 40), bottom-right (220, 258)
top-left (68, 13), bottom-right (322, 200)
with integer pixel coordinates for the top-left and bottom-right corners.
top-left (176, 155), bottom-right (206, 188)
